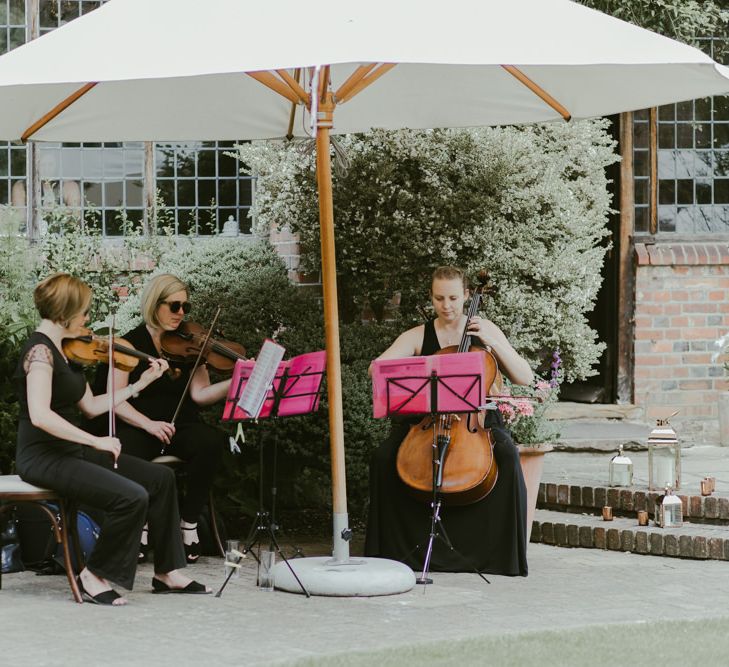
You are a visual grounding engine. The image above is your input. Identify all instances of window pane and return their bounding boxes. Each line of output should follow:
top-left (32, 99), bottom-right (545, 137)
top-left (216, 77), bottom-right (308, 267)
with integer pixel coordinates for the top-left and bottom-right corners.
top-left (634, 122), bottom-right (648, 149)
top-left (676, 123), bottom-right (694, 148)
top-left (634, 206), bottom-right (649, 233)
top-left (714, 124), bottom-right (729, 149)
top-left (126, 180), bottom-right (143, 207)
top-left (715, 97), bottom-right (729, 121)
top-left (677, 179), bottom-right (693, 205)
top-left (659, 105), bottom-right (675, 121)
top-left (10, 148), bottom-right (26, 177)
top-left (238, 179), bottom-right (253, 207)
top-left (8, 27), bottom-right (24, 50)
top-left (715, 179), bottom-right (729, 204)
top-left (197, 179), bottom-right (216, 209)
top-left (633, 109), bottom-right (649, 122)
top-left (635, 178), bottom-right (650, 205)
top-left (176, 181), bottom-right (195, 207)
top-left (695, 123), bottom-right (712, 149)
top-left (658, 125), bottom-right (675, 149)
top-left (716, 151), bottom-right (729, 177)
top-left (696, 98), bottom-right (712, 121)
top-left (0, 181), bottom-right (7, 205)
top-left (676, 101), bottom-right (693, 121)
top-left (0, 149), bottom-right (7, 177)
top-left (658, 179), bottom-right (675, 205)
top-left (658, 206), bottom-right (676, 232)
top-left (696, 180), bottom-right (712, 205)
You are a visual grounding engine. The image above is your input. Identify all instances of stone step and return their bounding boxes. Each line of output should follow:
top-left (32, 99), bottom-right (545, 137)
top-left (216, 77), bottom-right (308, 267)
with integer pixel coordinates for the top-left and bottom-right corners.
top-left (538, 482), bottom-right (729, 524)
top-left (531, 508), bottom-right (729, 561)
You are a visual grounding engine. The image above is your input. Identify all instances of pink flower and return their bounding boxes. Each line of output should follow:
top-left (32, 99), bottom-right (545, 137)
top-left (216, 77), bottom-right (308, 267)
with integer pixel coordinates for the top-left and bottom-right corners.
top-left (498, 402), bottom-right (516, 423)
top-left (535, 380), bottom-right (551, 392)
top-left (515, 400), bottom-right (534, 417)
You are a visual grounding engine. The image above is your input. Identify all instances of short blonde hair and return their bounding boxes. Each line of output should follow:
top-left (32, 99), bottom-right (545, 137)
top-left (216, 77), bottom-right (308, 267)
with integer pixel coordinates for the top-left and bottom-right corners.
top-left (34, 273), bottom-right (92, 325)
top-left (140, 274), bottom-right (188, 328)
top-left (431, 266), bottom-right (468, 292)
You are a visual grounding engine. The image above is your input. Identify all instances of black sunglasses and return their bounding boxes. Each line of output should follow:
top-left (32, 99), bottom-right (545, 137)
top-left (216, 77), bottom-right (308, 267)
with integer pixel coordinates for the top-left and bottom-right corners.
top-left (160, 300), bottom-right (191, 314)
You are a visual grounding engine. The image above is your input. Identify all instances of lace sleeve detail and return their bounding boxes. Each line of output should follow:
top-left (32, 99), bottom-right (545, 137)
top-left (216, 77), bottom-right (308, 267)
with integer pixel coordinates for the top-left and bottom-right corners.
top-left (23, 343), bottom-right (54, 374)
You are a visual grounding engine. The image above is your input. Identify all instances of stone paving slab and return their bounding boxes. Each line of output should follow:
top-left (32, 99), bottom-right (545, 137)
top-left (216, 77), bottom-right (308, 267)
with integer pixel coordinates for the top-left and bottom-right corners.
top-left (3, 544), bottom-right (729, 665)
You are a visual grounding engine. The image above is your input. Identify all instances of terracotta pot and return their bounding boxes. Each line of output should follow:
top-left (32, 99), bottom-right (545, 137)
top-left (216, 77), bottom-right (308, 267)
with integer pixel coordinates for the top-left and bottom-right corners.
top-left (518, 443), bottom-right (553, 542)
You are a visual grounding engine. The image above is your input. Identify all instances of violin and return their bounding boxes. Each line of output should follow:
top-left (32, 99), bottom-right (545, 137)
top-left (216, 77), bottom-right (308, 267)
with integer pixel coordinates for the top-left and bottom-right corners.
top-left (395, 273), bottom-right (500, 506)
top-left (160, 321), bottom-right (246, 376)
top-left (63, 327), bottom-right (176, 376)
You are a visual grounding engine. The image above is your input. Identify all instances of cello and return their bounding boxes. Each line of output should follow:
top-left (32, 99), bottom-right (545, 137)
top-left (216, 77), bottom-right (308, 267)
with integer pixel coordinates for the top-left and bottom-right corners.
top-left (396, 274), bottom-right (500, 506)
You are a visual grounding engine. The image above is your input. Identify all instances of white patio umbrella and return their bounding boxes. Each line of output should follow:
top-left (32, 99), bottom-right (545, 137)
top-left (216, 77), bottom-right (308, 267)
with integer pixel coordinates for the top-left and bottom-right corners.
top-left (1, 0), bottom-right (728, 595)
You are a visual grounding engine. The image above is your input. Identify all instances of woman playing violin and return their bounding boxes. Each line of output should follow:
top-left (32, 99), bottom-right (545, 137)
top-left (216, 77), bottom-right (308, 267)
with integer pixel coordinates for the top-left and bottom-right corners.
top-left (15, 273), bottom-right (210, 605)
top-left (364, 265), bottom-right (533, 576)
top-left (92, 274), bottom-right (230, 563)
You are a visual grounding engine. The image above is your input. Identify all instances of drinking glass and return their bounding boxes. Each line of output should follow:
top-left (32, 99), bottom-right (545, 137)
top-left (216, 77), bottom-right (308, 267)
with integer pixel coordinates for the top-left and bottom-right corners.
top-left (258, 549), bottom-right (275, 591)
top-left (224, 539), bottom-right (241, 580)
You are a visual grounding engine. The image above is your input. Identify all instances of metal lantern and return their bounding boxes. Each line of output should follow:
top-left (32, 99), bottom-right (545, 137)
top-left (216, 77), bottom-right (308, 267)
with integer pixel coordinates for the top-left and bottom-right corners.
top-left (654, 487), bottom-right (683, 528)
top-left (609, 445), bottom-right (633, 487)
top-left (648, 414), bottom-right (681, 491)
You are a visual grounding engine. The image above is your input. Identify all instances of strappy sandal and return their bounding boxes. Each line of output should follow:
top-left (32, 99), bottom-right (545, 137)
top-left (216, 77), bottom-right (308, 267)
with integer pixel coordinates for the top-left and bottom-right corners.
top-left (138, 526), bottom-right (150, 564)
top-left (181, 525), bottom-right (200, 564)
top-left (151, 577), bottom-right (210, 595)
top-left (77, 576), bottom-right (125, 606)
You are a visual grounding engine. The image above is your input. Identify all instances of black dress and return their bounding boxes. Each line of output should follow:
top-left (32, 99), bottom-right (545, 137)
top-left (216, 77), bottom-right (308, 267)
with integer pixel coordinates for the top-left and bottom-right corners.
top-left (90, 323), bottom-right (224, 524)
top-left (15, 331), bottom-right (186, 589)
top-left (364, 320), bottom-right (528, 576)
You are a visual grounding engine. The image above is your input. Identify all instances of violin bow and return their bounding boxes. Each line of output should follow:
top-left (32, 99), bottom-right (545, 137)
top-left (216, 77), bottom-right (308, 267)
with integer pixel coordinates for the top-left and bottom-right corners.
top-left (166, 307), bottom-right (222, 451)
top-left (108, 314), bottom-right (118, 470)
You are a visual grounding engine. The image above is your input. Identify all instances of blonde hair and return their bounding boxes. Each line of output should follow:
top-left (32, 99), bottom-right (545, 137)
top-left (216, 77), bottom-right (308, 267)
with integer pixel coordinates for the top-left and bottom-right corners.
top-left (141, 274), bottom-right (188, 328)
top-left (34, 273), bottom-right (92, 326)
top-left (431, 266), bottom-right (468, 292)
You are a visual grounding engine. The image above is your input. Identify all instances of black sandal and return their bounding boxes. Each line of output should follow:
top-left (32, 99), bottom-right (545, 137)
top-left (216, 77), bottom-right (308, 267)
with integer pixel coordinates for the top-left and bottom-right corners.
top-left (152, 577), bottom-right (210, 595)
top-left (138, 525), bottom-right (150, 563)
top-left (77, 576), bottom-right (124, 606)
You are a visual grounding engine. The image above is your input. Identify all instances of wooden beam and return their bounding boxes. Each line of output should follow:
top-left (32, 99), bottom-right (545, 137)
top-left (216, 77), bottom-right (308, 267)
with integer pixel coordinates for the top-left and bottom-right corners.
top-left (501, 65), bottom-right (571, 121)
top-left (247, 70), bottom-right (300, 105)
top-left (337, 63), bottom-right (396, 104)
top-left (275, 68), bottom-right (308, 104)
top-left (22, 82), bottom-right (97, 142)
top-left (617, 112), bottom-right (636, 404)
top-left (319, 65), bottom-right (330, 103)
top-left (334, 63), bottom-right (376, 102)
top-left (649, 107), bottom-right (658, 235)
top-left (286, 69), bottom-right (302, 140)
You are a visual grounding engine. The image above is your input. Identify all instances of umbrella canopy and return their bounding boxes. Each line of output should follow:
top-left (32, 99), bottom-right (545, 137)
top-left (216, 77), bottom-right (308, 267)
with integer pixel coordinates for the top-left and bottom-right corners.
top-left (1, 0), bottom-right (728, 574)
top-left (0, 0), bottom-right (727, 141)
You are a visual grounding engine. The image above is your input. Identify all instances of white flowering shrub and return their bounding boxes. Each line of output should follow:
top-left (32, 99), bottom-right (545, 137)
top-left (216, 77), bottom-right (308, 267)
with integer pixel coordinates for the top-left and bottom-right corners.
top-left (236, 122), bottom-right (618, 381)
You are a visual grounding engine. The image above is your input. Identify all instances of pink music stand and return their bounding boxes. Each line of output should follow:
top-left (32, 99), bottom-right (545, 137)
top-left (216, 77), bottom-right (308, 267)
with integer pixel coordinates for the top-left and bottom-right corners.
top-left (371, 351), bottom-right (487, 418)
top-left (222, 350), bottom-right (326, 421)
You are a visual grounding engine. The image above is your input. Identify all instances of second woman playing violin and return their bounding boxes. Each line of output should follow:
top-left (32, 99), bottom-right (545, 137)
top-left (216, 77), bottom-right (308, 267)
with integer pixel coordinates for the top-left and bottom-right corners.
top-left (91, 274), bottom-right (232, 563)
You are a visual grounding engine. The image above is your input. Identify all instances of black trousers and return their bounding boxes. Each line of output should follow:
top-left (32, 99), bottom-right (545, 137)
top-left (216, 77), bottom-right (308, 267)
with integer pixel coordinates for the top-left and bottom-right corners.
top-left (17, 446), bottom-right (186, 590)
top-left (116, 422), bottom-right (224, 524)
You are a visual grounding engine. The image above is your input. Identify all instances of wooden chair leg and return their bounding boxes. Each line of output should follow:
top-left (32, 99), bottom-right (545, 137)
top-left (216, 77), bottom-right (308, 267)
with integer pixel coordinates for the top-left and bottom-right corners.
top-left (208, 492), bottom-right (225, 557)
top-left (53, 501), bottom-right (83, 604)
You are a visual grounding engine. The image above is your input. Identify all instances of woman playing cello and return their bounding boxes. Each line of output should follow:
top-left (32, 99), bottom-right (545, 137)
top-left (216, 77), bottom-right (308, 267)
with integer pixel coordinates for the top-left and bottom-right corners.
top-left (364, 266), bottom-right (533, 575)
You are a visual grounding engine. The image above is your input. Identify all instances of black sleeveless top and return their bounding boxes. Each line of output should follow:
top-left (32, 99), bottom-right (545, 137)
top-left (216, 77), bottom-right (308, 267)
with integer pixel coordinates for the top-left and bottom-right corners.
top-left (91, 322), bottom-right (199, 424)
top-left (15, 331), bottom-right (87, 466)
top-left (422, 319), bottom-right (441, 356)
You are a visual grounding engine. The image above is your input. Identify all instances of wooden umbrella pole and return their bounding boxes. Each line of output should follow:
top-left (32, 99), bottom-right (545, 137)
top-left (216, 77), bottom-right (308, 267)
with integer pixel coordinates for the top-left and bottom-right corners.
top-left (315, 91), bottom-right (350, 562)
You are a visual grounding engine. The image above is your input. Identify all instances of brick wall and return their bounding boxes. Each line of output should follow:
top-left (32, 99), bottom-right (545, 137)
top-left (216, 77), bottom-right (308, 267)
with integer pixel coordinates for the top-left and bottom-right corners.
top-left (268, 224), bottom-right (320, 286)
top-left (634, 242), bottom-right (729, 443)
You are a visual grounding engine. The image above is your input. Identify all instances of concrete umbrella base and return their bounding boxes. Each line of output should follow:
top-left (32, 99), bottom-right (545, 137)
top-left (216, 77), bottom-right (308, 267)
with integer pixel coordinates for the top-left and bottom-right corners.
top-left (271, 556), bottom-right (416, 597)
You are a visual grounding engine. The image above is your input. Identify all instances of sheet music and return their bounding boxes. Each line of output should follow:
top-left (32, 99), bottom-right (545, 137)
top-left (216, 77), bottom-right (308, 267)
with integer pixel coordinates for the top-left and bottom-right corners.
top-left (237, 340), bottom-right (286, 418)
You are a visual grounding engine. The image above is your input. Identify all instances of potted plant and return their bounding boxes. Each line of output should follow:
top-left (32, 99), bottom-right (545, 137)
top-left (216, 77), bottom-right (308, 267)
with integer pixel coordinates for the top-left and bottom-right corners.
top-left (496, 351), bottom-right (562, 540)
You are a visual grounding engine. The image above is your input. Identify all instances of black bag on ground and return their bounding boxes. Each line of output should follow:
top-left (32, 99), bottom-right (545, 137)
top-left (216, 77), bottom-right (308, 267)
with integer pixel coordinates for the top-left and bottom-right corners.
top-left (1, 509), bottom-right (25, 574)
top-left (15, 503), bottom-right (100, 574)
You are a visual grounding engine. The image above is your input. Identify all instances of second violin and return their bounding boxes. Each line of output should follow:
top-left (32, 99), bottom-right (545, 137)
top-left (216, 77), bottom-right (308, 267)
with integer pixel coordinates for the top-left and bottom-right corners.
top-left (160, 320), bottom-right (246, 375)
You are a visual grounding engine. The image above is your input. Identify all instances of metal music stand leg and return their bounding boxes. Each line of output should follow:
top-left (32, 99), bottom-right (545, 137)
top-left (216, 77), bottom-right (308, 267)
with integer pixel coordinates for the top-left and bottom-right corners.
top-left (416, 418), bottom-right (491, 587)
top-left (215, 428), bottom-right (310, 598)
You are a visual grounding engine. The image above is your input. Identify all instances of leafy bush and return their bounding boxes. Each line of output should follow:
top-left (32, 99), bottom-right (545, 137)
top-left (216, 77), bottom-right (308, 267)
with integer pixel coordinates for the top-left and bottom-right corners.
top-left (237, 122), bottom-right (618, 381)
